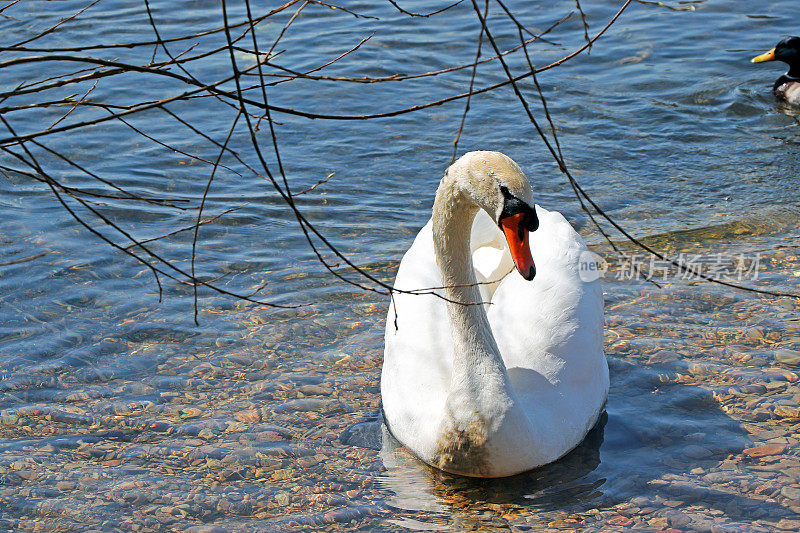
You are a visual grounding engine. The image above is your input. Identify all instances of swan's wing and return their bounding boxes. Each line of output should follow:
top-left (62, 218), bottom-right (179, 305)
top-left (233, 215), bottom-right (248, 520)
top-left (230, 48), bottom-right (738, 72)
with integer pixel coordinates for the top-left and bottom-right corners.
top-left (382, 221), bottom-right (453, 450)
top-left (470, 210), bottom-right (514, 304)
top-left (487, 205), bottom-right (608, 453)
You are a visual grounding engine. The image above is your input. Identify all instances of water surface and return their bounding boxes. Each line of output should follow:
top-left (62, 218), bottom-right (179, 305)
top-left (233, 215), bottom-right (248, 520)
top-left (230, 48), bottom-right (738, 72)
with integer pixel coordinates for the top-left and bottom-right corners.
top-left (2, 0), bottom-right (800, 531)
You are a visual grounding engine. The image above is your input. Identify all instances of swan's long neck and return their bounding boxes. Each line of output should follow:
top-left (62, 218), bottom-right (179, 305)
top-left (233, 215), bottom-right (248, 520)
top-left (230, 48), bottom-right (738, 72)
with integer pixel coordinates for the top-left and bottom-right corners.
top-left (431, 177), bottom-right (510, 407)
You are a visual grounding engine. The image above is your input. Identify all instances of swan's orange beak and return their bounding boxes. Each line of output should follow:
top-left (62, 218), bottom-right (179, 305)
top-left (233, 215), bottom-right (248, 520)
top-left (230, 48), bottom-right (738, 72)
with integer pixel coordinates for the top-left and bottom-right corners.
top-left (501, 212), bottom-right (536, 281)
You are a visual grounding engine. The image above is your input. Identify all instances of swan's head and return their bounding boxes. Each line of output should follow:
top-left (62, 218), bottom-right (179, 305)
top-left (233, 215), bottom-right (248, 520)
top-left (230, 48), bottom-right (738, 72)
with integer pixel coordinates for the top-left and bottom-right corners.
top-left (447, 151), bottom-right (539, 280)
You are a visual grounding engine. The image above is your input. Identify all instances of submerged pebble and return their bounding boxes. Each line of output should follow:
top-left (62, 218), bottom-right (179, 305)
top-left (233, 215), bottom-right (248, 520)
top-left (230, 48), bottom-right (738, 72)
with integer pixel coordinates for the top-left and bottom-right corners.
top-left (776, 349), bottom-right (800, 366)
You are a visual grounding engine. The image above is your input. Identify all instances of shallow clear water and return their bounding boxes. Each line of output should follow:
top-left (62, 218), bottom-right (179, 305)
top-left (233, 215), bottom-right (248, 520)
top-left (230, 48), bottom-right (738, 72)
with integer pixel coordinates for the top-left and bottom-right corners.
top-left (2, 0), bottom-right (800, 531)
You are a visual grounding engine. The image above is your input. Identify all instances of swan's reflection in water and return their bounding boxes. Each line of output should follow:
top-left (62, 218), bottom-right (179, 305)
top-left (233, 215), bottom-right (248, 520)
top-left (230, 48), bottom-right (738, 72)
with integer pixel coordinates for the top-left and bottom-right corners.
top-left (378, 413), bottom-right (606, 515)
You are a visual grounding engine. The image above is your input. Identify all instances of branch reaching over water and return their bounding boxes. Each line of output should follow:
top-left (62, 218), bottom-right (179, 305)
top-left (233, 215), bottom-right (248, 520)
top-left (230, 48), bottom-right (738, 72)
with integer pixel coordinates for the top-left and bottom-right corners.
top-left (0, 0), bottom-right (793, 325)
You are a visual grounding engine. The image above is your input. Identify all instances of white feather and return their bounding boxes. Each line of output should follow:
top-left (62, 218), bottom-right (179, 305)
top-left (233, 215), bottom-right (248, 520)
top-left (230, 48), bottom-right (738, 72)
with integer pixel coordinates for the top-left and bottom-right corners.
top-left (381, 152), bottom-right (608, 477)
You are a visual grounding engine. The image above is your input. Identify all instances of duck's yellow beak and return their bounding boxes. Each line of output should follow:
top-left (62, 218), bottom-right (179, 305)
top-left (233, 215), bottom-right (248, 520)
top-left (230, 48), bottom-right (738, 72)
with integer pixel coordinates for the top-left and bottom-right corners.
top-left (751, 48), bottom-right (776, 63)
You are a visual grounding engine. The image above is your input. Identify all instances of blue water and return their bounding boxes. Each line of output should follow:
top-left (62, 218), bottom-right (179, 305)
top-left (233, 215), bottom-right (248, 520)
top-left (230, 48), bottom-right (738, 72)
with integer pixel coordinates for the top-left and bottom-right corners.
top-left (2, 0), bottom-right (800, 530)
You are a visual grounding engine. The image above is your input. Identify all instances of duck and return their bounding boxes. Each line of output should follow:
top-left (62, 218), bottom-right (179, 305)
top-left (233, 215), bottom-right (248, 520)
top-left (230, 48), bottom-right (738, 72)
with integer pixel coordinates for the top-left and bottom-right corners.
top-left (751, 36), bottom-right (800, 105)
top-left (381, 151), bottom-right (608, 478)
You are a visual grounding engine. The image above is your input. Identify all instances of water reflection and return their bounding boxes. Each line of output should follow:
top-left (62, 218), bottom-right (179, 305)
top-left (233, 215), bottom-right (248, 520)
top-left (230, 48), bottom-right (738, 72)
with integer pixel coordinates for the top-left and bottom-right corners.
top-left (777, 101), bottom-right (800, 119)
top-left (377, 415), bottom-right (605, 513)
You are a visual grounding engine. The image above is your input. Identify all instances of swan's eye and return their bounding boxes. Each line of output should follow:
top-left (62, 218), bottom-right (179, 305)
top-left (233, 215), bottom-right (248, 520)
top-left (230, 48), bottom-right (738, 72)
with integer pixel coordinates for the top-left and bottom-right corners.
top-left (499, 186), bottom-right (539, 233)
top-left (523, 210), bottom-right (539, 232)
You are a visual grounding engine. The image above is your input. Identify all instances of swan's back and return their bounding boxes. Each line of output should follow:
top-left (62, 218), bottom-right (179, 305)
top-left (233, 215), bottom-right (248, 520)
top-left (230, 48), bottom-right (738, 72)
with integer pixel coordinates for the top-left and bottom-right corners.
top-left (489, 207), bottom-right (607, 457)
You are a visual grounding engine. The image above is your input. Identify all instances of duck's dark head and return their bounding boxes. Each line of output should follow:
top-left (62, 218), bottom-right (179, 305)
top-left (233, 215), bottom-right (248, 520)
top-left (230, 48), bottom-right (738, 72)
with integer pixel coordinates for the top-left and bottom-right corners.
top-left (752, 36), bottom-right (800, 74)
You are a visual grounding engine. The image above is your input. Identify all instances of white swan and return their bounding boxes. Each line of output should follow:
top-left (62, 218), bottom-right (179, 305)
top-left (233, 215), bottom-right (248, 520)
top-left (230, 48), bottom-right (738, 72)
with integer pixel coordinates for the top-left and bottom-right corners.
top-left (381, 151), bottom-right (608, 478)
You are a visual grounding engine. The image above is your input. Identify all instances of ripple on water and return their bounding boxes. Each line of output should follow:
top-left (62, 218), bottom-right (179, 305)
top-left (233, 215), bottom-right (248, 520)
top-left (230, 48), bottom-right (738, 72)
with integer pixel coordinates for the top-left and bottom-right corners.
top-left (2, 0), bottom-right (800, 531)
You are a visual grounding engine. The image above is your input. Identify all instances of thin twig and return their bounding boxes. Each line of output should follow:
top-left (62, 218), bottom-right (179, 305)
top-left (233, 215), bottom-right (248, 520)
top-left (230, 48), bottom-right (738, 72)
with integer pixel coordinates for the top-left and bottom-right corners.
top-left (385, 0), bottom-right (463, 18)
top-left (0, 252), bottom-right (47, 267)
top-left (451, 0), bottom-right (488, 165)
